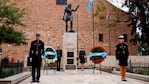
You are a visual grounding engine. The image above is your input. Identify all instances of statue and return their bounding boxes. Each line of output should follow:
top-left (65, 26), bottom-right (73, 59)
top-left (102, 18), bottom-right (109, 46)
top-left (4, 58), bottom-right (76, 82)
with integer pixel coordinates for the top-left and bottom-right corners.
top-left (63, 4), bottom-right (80, 32)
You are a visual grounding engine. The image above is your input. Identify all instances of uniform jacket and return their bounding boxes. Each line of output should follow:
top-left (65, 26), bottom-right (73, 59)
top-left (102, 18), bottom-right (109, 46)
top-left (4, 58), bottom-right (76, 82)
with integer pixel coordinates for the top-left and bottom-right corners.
top-left (29, 40), bottom-right (44, 66)
top-left (116, 43), bottom-right (129, 61)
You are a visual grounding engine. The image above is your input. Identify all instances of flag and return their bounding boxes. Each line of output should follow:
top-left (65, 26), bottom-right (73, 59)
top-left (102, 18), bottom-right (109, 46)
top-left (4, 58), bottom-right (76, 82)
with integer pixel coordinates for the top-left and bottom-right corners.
top-left (87, 0), bottom-right (93, 13)
top-left (106, 10), bottom-right (110, 21)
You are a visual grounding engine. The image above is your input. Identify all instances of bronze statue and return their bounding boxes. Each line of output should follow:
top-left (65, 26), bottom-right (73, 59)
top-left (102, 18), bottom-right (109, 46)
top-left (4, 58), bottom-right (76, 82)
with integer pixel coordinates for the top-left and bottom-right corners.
top-left (63, 4), bottom-right (79, 32)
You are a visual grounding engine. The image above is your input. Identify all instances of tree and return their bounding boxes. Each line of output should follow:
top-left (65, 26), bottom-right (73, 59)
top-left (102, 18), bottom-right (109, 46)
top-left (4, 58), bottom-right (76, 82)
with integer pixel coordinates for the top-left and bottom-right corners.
top-left (0, 0), bottom-right (27, 45)
top-left (123, 0), bottom-right (149, 55)
top-left (94, 0), bottom-right (127, 29)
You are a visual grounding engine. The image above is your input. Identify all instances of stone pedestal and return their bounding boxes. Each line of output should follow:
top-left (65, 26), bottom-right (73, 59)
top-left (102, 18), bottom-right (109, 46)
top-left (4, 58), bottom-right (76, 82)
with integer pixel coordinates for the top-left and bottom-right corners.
top-left (62, 32), bottom-right (77, 70)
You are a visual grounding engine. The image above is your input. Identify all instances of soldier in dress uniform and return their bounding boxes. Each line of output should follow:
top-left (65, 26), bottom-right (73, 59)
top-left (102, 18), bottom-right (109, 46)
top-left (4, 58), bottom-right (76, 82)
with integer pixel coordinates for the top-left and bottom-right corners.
top-left (56, 46), bottom-right (62, 71)
top-left (79, 48), bottom-right (86, 71)
top-left (29, 32), bottom-right (44, 83)
top-left (115, 35), bottom-right (129, 81)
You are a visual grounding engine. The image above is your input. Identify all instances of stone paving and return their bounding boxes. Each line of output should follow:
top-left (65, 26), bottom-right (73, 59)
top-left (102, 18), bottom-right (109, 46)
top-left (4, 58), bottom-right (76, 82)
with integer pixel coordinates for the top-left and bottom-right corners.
top-left (19, 70), bottom-right (149, 84)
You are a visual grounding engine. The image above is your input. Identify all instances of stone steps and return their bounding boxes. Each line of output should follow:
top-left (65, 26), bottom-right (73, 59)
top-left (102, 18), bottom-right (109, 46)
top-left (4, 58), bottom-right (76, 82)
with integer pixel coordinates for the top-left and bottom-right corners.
top-left (0, 72), bottom-right (31, 84)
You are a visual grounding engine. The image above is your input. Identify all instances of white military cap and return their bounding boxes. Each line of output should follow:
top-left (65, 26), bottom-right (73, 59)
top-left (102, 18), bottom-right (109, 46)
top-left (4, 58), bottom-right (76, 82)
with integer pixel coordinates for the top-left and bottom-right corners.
top-left (35, 32), bottom-right (41, 36)
top-left (118, 35), bottom-right (124, 39)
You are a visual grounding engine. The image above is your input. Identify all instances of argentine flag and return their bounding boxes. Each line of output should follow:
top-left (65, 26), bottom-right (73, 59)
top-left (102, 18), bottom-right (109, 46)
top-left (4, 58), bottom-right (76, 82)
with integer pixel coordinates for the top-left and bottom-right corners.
top-left (87, 0), bottom-right (93, 13)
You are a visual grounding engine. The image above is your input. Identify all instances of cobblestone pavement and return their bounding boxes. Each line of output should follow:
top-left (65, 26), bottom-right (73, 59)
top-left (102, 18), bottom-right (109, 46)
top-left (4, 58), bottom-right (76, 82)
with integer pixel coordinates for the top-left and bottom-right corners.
top-left (19, 70), bottom-right (149, 84)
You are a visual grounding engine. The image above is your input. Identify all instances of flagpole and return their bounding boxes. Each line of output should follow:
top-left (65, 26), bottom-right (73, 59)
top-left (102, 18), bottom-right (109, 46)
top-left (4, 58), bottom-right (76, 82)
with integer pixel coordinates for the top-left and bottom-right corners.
top-left (77, 12), bottom-right (79, 69)
top-left (107, 10), bottom-right (111, 55)
top-left (92, 1), bottom-right (95, 47)
top-left (92, 0), bottom-right (95, 74)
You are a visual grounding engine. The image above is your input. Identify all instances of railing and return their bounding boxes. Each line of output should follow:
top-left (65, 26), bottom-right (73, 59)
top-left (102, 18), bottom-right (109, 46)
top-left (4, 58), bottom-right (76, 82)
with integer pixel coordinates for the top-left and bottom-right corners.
top-left (0, 62), bottom-right (23, 78)
top-left (128, 60), bottom-right (149, 76)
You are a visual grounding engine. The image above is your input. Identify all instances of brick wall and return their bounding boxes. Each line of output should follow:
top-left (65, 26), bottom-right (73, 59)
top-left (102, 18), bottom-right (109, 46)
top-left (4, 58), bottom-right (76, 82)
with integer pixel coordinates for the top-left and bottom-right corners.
top-left (1, 0), bottom-right (138, 61)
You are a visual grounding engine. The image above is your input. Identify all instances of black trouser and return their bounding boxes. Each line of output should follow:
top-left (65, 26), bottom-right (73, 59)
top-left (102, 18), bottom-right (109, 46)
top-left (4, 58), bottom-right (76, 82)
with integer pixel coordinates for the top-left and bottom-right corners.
top-left (31, 55), bottom-right (41, 81)
top-left (57, 58), bottom-right (61, 71)
top-left (32, 65), bottom-right (41, 81)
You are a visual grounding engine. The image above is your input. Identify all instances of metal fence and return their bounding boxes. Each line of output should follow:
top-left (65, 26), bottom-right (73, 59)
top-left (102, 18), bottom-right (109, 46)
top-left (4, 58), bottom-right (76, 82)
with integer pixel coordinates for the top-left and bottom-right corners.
top-left (128, 60), bottom-right (149, 76)
top-left (0, 62), bottom-right (23, 78)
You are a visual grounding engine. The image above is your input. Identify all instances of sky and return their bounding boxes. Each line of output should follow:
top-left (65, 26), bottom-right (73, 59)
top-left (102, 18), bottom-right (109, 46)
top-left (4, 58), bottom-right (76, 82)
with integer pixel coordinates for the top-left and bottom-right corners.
top-left (106, 0), bottom-right (129, 12)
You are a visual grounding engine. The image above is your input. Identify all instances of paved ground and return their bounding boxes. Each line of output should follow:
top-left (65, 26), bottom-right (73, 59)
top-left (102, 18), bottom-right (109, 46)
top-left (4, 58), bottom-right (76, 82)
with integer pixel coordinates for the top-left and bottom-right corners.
top-left (19, 69), bottom-right (149, 84)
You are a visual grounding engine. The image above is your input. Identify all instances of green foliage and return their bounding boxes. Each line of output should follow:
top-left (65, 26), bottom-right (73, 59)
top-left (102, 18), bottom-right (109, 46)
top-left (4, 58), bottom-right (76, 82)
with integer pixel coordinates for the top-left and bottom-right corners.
top-left (1, 69), bottom-right (15, 78)
top-left (91, 56), bottom-right (101, 60)
top-left (0, 26), bottom-right (27, 45)
top-left (99, 15), bottom-right (106, 20)
top-left (95, 0), bottom-right (121, 28)
top-left (46, 55), bottom-right (55, 59)
top-left (123, 0), bottom-right (149, 52)
top-left (94, 0), bottom-right (107, 19)
top-left (0, 0), bottom-right (27, 45)
top-left (92, 48), bottom-right (102, 52)
top-left (112, 6), bottom-right (118, 12)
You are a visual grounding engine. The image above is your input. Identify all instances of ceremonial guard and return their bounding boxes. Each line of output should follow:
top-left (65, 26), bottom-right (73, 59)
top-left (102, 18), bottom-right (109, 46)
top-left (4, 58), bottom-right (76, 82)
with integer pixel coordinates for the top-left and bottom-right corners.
top-left (29, 32), bottom-right (44, 83)
top-left (56, 46), bottom-right (62, 71)
top-left (79, 50), bottom-right (86, 71)
top-left (116, 35), bottom-right (129, 81)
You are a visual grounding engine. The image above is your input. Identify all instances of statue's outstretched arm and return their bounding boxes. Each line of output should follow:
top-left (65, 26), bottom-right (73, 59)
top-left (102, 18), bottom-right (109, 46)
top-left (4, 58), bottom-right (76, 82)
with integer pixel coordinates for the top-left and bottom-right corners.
top-left (72, 5), bottom-right (80, 12)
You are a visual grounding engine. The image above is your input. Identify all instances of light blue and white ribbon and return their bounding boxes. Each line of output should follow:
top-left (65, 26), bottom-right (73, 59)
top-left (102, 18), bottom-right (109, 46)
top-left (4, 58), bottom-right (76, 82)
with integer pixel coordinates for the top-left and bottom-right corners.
top-left (89, 52), bottom-right (107, 57)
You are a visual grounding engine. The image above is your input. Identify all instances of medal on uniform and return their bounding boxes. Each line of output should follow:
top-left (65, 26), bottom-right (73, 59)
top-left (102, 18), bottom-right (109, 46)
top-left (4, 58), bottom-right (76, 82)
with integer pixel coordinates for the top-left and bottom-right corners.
top-left (122, 50), bottom-right (125, 54)
top-left (36, 41), bottom-right (39, 55)
top-left (32, 50), bottom-right (34, 54)
top-left (36, 51), bottom-right (38, 55)
top-left (122, 45), bottom-right (125, 54)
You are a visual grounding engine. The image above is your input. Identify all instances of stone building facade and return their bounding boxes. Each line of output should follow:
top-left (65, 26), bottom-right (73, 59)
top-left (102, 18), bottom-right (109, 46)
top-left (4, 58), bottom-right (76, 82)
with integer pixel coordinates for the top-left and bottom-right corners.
top-left (1, 0), bottom-right (138, 62)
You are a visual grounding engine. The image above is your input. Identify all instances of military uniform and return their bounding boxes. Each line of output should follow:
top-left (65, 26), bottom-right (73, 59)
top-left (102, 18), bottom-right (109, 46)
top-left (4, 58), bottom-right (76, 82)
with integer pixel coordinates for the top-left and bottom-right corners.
top-left (116, 43), bottom-right (129, 66)
top-left (56, 50), bottom-right (62, 71)
top-left (79, 50), bottom-right (86, 64)
top-left (29, 40), bottom-right (44, 81)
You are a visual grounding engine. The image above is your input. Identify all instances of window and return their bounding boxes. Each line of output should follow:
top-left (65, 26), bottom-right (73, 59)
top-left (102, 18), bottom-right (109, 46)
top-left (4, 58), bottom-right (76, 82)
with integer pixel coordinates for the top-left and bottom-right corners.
top-left (123, 34), bottom-right (128, 42)
top-left (99, 33), bottom-right (103, 42)
top-left (56, 0), bottom-right (67, 5)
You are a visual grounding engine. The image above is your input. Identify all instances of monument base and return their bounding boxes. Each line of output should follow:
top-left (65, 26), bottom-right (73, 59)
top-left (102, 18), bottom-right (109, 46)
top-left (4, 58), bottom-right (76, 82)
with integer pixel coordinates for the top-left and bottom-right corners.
top-left (63, 32), bottom-right (77, 70)
top-left (65, 65), bottom-right (76, 70)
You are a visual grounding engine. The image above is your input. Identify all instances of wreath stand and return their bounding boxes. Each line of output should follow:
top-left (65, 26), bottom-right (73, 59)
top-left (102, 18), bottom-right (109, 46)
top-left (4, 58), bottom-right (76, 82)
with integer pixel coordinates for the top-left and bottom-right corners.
top-left (50, 59), bottom-right (56, 74)
top-left (89, 46), bottom-right (107, 74)
top-left (43, 57), bottom-right (56, 75)
top-left (92, 63), bottom-right (102, 74)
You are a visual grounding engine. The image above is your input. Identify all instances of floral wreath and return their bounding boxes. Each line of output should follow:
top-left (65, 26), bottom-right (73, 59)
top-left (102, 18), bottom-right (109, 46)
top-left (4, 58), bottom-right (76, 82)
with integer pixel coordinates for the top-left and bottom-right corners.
top-left (44, 47), bottom-right (57, 63)
top-left (89, 46), bottom-right (107, 64)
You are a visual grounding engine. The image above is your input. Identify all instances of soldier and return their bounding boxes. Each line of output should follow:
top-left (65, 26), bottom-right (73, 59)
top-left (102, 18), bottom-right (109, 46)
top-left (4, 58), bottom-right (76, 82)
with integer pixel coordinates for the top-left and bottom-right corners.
top-left (56, 46), bottom-right (62, 71)
top-left (29, 32), bottom-right (44, 83)
top-left (0, 46), bottom-right (2, 60)
top-left (0, 46), bottom-right (2, 78)
top-left (79, 50), bottom-right (86, 71)
top-left (116, 35), bottom-right (129, 81)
